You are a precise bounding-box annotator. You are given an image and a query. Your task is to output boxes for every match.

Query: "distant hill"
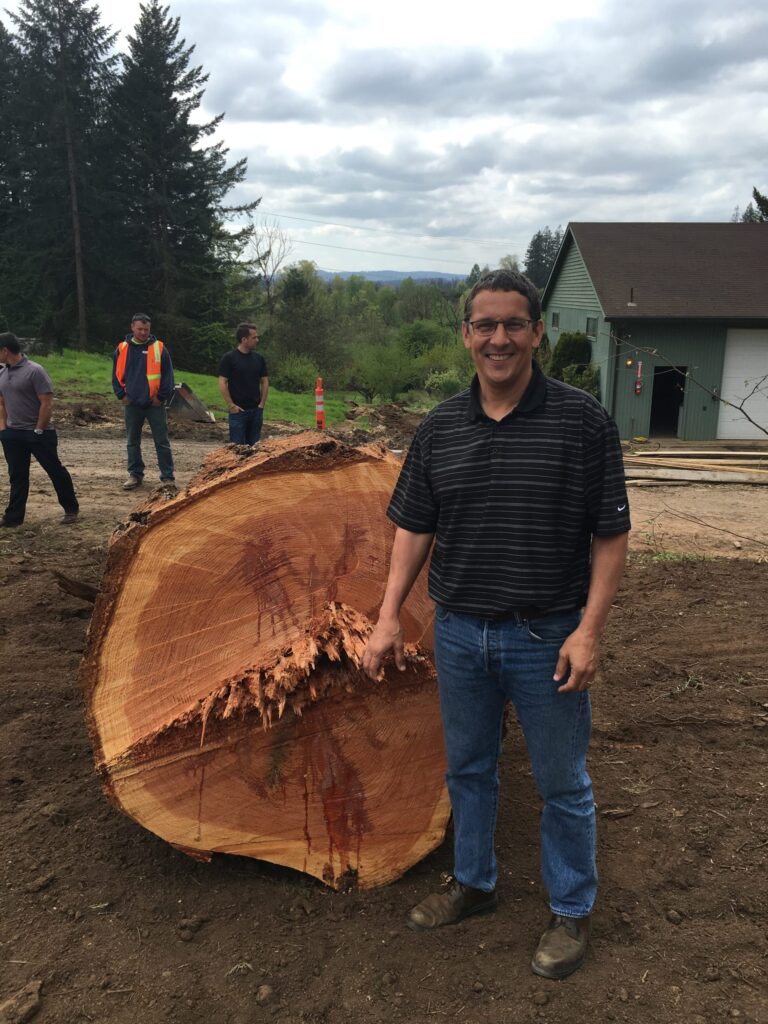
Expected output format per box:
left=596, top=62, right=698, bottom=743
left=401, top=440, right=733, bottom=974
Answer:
left=316, top=270, right=465, bottom=285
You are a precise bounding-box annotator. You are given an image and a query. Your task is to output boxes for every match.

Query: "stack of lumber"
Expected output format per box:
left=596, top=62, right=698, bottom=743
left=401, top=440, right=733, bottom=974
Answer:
left=624, top=448, right=768, bottom=485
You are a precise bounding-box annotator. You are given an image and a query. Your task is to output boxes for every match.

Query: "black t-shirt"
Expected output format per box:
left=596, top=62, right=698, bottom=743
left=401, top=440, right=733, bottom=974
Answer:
left=217, top=349, right=268, bottom=410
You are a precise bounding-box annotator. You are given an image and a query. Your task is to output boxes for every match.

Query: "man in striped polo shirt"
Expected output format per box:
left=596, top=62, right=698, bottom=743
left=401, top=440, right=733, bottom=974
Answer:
left=362, top=269, right=630, bottom=979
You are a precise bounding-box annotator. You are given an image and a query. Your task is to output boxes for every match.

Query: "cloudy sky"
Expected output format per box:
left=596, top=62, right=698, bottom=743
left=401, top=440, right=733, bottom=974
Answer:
left=5, top=0, right=767, bottom=275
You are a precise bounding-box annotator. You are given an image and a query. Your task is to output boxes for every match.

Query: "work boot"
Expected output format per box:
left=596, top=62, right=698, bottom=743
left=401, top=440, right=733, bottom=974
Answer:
left=0, top=517, right=22, bottom=528
left=407, top=879, right=497, bottom=932
left=531, top=914, right=591, bottom=980
left=60, top=512, right=79, bottom=525
left=122, top=476, right=142, bottom=490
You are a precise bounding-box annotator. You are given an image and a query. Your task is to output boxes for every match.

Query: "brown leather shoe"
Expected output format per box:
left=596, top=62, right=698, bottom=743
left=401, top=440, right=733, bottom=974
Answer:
left=407, top=879, right=497, bottom=932
left=531, top=914, right=591, bottom=979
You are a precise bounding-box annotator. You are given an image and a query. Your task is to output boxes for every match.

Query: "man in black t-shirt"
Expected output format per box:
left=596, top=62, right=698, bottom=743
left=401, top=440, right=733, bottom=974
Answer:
left=217, top=323, right=269, bottom=444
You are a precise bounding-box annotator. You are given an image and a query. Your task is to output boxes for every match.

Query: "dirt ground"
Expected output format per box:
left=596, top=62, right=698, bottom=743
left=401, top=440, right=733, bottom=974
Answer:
left=1, top=413, right=767, bottom=1024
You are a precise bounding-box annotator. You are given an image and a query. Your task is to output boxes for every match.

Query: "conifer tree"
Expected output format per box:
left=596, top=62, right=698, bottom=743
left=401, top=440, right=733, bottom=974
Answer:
left=749, top=187, right=768, bottom=222
left=8, top=0, right=117, bottom=345
left=523, top=226, right=563, bottom=289
left=106, top=1, right=257, bottom=363
left=0, top=24, right=24, bottom=331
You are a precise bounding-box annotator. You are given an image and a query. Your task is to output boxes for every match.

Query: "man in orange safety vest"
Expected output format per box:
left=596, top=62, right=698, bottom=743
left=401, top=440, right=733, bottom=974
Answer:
left=111, top=313, right=175, bottom=490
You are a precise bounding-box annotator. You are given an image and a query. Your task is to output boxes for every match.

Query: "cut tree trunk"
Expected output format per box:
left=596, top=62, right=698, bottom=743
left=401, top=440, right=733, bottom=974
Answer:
left=80, top=433, right=449, bottom=890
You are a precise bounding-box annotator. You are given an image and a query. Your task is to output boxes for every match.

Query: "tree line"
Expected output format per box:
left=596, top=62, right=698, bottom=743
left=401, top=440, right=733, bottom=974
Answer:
left=260, top=247, right=569, bottom=403
left=0, top=0, right=568, bottom=393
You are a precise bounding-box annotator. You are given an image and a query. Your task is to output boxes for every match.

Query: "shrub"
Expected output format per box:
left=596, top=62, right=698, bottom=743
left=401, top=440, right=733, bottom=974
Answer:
left=399, top=320, right=453, bottom=356
left=563, top=363, right=601, bottom=401
left=349, top=343, right=418, bottom=401
left=271, top=353, right=320, bottom=393
left=549, top=331, right=592, bottom=381
left=425, top=368, right=468, bottom=399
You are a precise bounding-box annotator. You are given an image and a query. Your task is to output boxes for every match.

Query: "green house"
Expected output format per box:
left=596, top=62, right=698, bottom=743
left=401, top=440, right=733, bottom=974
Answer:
left=541, top=223, right=768, bottom=440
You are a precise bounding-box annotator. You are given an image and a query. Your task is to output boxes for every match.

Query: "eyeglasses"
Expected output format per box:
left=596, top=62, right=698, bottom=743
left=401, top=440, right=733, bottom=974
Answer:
left=467, top=318, right=539, bottom=338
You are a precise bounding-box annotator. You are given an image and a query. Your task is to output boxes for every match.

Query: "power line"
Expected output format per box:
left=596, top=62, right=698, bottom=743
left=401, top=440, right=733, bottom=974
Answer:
left=259, top=208, right=518, bottom=249
left=292, top=237, right=468, bottom=266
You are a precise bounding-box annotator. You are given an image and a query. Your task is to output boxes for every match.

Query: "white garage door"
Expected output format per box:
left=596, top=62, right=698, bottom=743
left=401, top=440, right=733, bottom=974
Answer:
left=716, top=329, right=768, bottom=440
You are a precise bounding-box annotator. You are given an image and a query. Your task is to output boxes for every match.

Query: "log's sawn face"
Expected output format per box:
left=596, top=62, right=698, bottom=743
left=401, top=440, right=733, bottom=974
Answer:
left=81, top=435, right=450, bottom=889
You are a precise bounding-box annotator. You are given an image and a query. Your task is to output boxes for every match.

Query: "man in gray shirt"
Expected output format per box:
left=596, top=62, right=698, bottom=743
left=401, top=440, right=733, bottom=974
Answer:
left=0, top=333, right=79, bottom=527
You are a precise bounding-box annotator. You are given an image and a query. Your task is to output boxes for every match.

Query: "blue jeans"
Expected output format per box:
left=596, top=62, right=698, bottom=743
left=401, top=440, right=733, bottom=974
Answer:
left=124, top=405, right=175, bottom=480
left=228, top=407, right=264, bottom=445
left=433, top=606, right=596, bottom=918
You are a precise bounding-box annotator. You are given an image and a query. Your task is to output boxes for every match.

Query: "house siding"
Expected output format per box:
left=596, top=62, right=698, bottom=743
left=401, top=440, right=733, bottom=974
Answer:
left=610, top=322, right=726, bottom=440
left=548, top=241, right=600, bottom=310
left=543, top=240, right=612, bottom=407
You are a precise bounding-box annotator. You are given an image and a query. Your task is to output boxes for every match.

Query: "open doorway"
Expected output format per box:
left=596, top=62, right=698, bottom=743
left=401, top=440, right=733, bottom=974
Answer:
left=649, top=366, right=687, bottom=437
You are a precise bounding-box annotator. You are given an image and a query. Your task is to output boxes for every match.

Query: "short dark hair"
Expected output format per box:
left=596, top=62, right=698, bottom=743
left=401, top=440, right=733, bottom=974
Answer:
left=236, top=322, right=258, bottom=342
left=0, top=332, right=21, bottom=354
left=131, top=313, right=151, bottom=324
left=463, top=269, right=541, bottom=323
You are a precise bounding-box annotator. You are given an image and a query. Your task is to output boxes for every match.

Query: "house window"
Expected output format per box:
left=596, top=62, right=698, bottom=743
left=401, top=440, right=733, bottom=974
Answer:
left=551, top=311, right=560, bottom=329
left=585, top=317, right=597, bottom=337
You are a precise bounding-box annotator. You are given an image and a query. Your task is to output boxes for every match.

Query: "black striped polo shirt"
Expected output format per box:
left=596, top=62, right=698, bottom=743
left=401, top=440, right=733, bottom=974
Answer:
left=387, top=360, right=631, bottom=618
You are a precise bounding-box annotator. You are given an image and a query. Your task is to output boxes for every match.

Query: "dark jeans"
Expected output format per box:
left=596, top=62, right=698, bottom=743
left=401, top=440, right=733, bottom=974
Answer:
left=1, top=428, right=79, bottom=525
left=228, top=407, right=264, bottom=445
left=124, top=404, right=175, bottom=480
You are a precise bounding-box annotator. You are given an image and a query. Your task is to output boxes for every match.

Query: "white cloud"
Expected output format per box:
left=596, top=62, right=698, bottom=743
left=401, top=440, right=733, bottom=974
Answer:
left=2, top=0, right=766, bottom=274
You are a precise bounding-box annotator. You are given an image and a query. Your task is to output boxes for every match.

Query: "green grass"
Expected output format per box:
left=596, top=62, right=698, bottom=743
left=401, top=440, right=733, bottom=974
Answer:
left=35, top=349, right=351, bottom=427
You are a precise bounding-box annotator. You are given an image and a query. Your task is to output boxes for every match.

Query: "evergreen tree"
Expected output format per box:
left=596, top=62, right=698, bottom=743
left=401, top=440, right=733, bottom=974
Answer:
left=105, top=1, right=257, bottom=364
left=0, top=24, right=24, bottom=331
left=523, top=225, right=563, bottom=288
left=549, top=331, right=591, bottom=381
left=740, top=203, right=759, bottom=222
left=272, top=262, right=333, bottom=371
left=753, top=188, right=768, bottom=221
left=466, top=264, right=482, bottom=287
left=6, top=0, right=118, bottom=345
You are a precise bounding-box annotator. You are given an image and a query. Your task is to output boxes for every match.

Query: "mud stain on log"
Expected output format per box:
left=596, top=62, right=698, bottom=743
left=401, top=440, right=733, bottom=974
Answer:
left=302, top=707, right=372, bottom=887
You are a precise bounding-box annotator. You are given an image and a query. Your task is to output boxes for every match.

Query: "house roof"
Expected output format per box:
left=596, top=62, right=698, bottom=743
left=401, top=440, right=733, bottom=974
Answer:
left=544, top=223, right=768, bottom=319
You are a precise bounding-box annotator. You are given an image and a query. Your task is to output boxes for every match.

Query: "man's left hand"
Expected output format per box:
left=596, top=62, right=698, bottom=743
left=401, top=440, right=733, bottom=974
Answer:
left=554, top=626, right=600, bottom=693
left=151, top=398, right=163, bottom=408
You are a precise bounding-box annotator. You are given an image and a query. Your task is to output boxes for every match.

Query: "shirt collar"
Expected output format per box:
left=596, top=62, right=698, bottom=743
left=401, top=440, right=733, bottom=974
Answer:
left=465, top=359, right=548, bottom=423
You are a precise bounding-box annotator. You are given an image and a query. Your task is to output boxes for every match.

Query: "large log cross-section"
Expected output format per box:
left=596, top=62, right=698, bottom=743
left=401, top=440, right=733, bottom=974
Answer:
left=81, top=434, right=450, bottom=889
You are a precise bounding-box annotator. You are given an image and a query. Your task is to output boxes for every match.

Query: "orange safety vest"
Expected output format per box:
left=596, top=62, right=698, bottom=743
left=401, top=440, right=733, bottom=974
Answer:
left=115, top=339, right=164, bottom=400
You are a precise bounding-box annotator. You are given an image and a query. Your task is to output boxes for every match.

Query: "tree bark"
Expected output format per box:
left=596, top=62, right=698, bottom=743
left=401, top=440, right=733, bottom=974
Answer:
left=62, top=96, right=87, bottom=350
left=80, top=434, right=449, bottom=890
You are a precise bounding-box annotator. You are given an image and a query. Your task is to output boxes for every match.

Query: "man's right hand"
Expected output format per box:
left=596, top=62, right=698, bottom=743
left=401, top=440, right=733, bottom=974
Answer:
left=229, top=404, right=243, bottom=413
left=362, top=615, right=406, bottom=681
left=121, top=396, right=130, bottom=405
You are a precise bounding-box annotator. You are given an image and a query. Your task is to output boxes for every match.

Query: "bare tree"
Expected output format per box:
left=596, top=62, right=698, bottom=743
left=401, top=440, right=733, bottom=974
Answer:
left=248, top=219, right=293, bottom=316
left=498, top=254, right=520, bottom=273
